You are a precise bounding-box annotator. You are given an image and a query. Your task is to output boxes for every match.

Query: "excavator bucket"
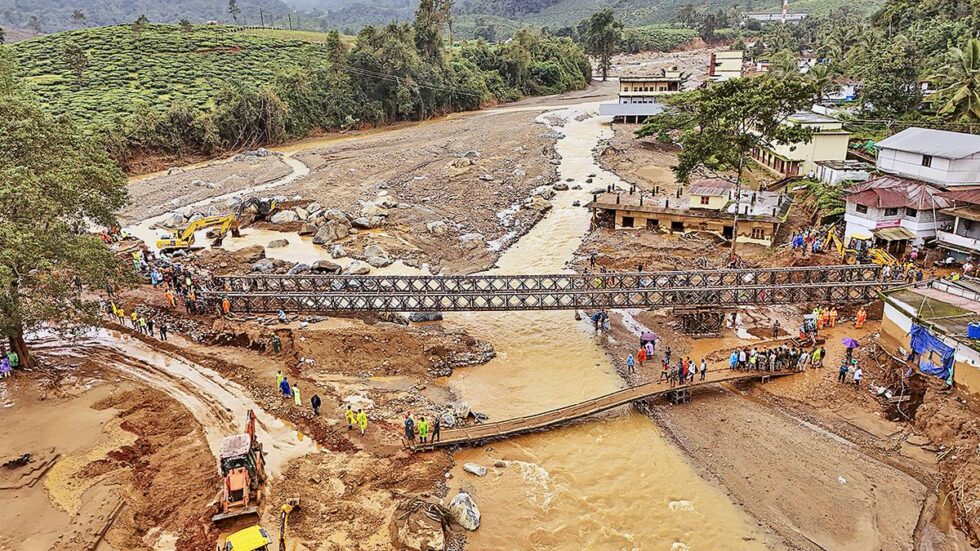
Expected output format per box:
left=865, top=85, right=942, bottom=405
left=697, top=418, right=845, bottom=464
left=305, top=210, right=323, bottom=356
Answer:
left=212, top=504, right=260, bottom=523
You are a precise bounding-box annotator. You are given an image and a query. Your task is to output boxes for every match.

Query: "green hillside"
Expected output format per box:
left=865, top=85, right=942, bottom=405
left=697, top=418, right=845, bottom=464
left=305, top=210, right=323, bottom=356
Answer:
left=7, top=25, right=325, bottom=128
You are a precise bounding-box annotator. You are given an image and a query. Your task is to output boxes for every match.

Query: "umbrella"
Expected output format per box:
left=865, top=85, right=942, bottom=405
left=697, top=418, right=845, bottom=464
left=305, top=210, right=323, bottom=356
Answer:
left=841, top=337, right=860, bottom=349
left=640, top=331, right=657, bottom=342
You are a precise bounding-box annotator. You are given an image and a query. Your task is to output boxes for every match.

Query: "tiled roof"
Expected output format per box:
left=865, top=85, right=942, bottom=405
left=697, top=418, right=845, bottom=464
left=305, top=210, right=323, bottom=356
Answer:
left=688, top=179, right=733, bottom=197
left=845, top=175, right=951, bottom=210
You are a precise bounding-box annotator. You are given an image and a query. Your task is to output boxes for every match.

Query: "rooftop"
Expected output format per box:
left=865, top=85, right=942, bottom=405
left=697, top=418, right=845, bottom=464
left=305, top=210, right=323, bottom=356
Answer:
left=688, top=178, right=734, bottom=197
left=787, top=111, right=842, bottom=125
left=816, top=160, right=873, bottom=171
left=886, top=281, right=980, bottom=351
left=938, top=186, right=980, bottom=206
left=587, top=188, right=790, bottom=223
left=876, top=127, right=980, bottom=159
left=846, top=175, right=951, bottom=210
left=620, top=76, right=684, bottom=83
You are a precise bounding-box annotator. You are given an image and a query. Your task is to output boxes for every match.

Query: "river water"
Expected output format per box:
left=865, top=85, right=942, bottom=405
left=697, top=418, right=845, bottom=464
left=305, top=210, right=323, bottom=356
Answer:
left=445, top=105, right=766, bottom=550
left=120, top=100, right=767, bottom=549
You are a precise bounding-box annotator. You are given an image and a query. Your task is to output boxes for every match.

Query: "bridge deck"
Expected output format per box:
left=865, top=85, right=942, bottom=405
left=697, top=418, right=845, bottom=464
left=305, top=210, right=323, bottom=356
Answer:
left=410, top=370, right=793, bottom=451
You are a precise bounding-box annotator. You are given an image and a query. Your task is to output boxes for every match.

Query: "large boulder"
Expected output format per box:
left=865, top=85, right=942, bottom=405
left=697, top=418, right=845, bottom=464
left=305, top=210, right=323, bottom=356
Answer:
left=524, top=196, right=552, bottom=213
left=351, top=217, right=378, bottom=229
left=463, top=463, right=487, bottom=477
left=231, top=245, right=265, bottom=264
left=310, top=260, right=342, bottom=274
left=286, top=263, right=310, bottom=275
left=364, top=244, right=387, bottom=258
left=313, top=221, right=350, bottom=244
left=393, top=505, right=445, bottom=551
left=459, top=233, right=485, bottom=250
left=330, top=245, right=346, bottom=259
left=553, top=182, right=569, bottom=191
left=162, top=213, right=186, bottom=228
left=294, top=207, right=310, bottom=221
left=426, top=221, right=448, bottom=235
left=298, top=223, right=318, bottom=236
left=408, top=312, right=443, bottom=322
left=268, top=239, right=289, bottom=249
left=252, top=258, right=276, bottom=273
left=360, top=201, right=388, bottom=219
left=448, top=492, right=481, bottom=531
left=367, top=256, right=393, bottom=268
left=345, top=260, right=371, bottom=275
left=321, top=208, right=350, bottom=224
left=270, top=210, right=299, bottom=224
left=306, top=202, right=323, bottom=215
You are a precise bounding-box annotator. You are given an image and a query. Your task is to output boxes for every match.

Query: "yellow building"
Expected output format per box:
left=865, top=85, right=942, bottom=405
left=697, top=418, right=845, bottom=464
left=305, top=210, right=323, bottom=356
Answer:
left=599, top=69, right=684, bottom=123
left=751, top=111, right=851, bottom=177
left=708, top=50, right=743, bottom=81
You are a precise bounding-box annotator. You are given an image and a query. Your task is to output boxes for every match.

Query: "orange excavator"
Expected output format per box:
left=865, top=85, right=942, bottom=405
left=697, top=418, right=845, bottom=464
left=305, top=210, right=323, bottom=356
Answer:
left=213, top=410, right=266, bottom=523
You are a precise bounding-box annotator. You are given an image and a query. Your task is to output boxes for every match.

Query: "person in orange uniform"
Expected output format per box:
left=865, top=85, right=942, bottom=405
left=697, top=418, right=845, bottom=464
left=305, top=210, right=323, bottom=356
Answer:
left=855, top=307, right=867, bottom=328
left=829, top=308, right=838, bottom=328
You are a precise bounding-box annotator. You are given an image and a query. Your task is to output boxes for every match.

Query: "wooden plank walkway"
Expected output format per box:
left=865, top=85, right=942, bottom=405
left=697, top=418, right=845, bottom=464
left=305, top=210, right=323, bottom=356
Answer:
left=410, top=370, right=794, bottom=451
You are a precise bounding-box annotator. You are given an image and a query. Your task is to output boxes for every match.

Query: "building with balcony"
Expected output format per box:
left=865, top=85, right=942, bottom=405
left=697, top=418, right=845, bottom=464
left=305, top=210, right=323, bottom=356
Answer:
left=708, top=50, right=743, bottom=82
left=842, top=175, right=952, bottom=256
left=586, top=179, right=791, bottom=246
left=598, top=70, right=684, bottom=123
left=875, top=128, right=980, bottom=187
left=750, top=111, right=851, bottom=177
left=936, top=188, right=980, bottom=262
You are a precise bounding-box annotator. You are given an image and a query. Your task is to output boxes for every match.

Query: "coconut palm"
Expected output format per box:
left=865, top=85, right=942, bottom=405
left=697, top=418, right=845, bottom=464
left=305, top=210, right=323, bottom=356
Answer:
left=928, top=38, right=980, bottom=122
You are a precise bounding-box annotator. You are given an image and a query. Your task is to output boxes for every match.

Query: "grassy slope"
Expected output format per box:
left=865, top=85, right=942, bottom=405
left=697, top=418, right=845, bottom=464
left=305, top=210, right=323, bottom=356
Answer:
left=5, top=25, right=329, bottom=128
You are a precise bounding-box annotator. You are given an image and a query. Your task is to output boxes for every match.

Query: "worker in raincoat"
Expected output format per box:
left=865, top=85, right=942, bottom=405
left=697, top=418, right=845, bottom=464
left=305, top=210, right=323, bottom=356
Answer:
left=345, top=405, right=356, bottom=430
left=855, top=307, right=867, bottom=329
left=292, top=384, right=302, bottom=406
left=417, top=416, right=429, bottom=443
left=356, top=409, right=368, bottom=436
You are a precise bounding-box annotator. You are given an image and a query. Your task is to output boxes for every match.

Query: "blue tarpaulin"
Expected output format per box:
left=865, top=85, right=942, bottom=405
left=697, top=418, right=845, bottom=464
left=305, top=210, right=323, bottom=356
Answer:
left=909, top=324, right=954, bottom=384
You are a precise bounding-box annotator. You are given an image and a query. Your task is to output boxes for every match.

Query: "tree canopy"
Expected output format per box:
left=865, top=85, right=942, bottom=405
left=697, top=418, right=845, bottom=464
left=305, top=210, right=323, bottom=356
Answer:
left=580, top=9, right=622, bottom=81
left=0, top=69, right=131, bottom=366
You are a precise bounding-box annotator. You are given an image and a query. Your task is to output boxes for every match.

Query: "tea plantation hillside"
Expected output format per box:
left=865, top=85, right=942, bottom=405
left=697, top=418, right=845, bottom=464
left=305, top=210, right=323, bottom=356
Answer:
left=7, top=25, right=326, bottom=128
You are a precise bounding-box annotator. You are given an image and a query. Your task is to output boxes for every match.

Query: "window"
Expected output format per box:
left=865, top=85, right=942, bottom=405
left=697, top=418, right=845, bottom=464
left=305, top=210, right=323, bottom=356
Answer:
left=856, top=204, right=868, bottom=214
left=671, top=221, right=685, bottom=232
left=922, top=155, right=932, bottom=168
left=700, top=195, right=711, bottom=205
left=751, top=227, right=766, bottom=240
left=906, top=208, right=917, bottom=218
left=622, top=216, right=635, bottom=228
left=647, top=219, right=659, bottom=229
left=885, top=207, right=899, bottom=216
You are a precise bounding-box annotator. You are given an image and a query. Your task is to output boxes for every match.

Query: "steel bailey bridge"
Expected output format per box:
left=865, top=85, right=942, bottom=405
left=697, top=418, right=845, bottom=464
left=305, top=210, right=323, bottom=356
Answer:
left=202, top=265, right=892, bottom=313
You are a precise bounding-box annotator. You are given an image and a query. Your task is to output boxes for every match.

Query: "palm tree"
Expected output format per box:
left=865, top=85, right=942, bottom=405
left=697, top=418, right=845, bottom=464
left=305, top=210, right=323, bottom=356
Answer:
left=807, top=64, right=839, bottom=102
left=929, top=38, right=980, bottom=122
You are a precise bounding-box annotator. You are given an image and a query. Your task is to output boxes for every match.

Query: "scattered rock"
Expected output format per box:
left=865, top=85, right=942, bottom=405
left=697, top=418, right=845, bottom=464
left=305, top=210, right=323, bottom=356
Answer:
left=448, top=492, right=481, bottom=531
left=286, top=263, right=310, bottom=275
left=360, top=201, right=388, bottom=219
left=553, top=182, right=569, bottom=191
left=306, top=202, right=323, bottom=215
left=364, top=245, right=387, bottom=258
left=267, top=239, right=289, bottom=249
left=252, top=258, right=276, bottom=273
left=231, top=245, right=265, bottom=264
left=478, top=174, right=494, bottom=182
left=166, top=167, right=184, bottom=175
left=270, top=210, right=299, bottom=224
left=463, top=150, right=481, bottom=158
left=572, top=200, right=581, bottom=207
left=330, top=245, right=346, bottom=259
left=367, top=256, right=393, bottom=268
left=463, top=463, right=487, bottom=477
left=313, top=221, right=350, bottom=244
left=426, top=221, right=448, bottom=235
left=163, top=213, right=186, bottom=228
left=571, top=184, right=582, bottom=190
left=494, top=461, right=507, bottom=469
left=408, top=312, right=444, bottom=322
left=351, top=217, right=375, bottom=229
left=294, top=207, right=310, bottom=221
left=298, top=223, right=317, bottom=236
left=458, top=233, right=484, bottom=250
left=524, top=196, right=552, bottom=213
left=310, top=260, right=342, bottom=274
left=345, top=260, right=371, bottom=275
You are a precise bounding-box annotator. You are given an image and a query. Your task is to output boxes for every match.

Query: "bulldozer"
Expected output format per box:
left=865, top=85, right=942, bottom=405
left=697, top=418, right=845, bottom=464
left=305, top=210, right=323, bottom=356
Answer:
left=156, top=214, right=241, bottom=252
left=213, top=410, right=266, bottom=523
left=824, top=229, right=899, bottom=266
left=219, top=499, right=300, bottom=551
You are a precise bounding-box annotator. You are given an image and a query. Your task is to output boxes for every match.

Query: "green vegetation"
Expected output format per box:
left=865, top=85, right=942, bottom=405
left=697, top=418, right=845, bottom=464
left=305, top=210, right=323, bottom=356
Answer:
left=620, top=25, right=697, bottom=53
left=3, top=20, right=590, bottom=168
left=799, top=179, right=845, bottom=219
left=0, top=53, right=132, bottom=367
left=581, top=9, right=622, bottom=81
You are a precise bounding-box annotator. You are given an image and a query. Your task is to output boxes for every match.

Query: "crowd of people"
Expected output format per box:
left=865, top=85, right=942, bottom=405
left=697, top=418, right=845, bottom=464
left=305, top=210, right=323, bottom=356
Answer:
left=728, top=344, right=826, bottom=373
left=403, top=411, right=441, bottom=445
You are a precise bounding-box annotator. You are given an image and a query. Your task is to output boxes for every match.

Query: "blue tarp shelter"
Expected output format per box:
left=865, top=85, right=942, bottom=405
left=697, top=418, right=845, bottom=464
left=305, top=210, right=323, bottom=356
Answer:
left=909, top=324, right=954, bottom=385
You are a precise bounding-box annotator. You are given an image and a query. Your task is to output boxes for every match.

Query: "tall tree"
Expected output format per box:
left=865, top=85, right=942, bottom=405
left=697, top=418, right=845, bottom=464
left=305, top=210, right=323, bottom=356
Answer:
left=0, top=27, right=5, bottom=45
left=636, top=77, right=815, bottom=258
left=132, top=15, right=149, bottom=41
left=582, top=9, right=622, bottom=82
left=929, top=38, right=980, bottom=122
left=71, top=10, right=86, bottom=28
left=228, top=0, right=242, bottom=23
left=179, top=18, right=193, bottom=33
left=62, top=43, right=89, bottom=89
left=0, top=89, right=131, bottom=368
left=28, top=15, right=41, bottom=36
left=859, top=38, right=921, bottom=118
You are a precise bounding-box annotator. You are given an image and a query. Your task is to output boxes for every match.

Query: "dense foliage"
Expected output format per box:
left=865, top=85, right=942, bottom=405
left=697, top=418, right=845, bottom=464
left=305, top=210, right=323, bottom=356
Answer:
left=620, top=25, right=698, bottom=53
left=0, top=0, right=293, bottom=33
left=0, top=53, right=132, bottom=366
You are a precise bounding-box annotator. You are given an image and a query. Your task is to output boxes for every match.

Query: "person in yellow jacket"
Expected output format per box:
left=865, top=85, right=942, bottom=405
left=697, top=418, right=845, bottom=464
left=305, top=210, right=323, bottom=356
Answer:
left=276, top=370, right=284, bottom=389
left=345, top=405, right=356, bottom=431
left=829, top=308, right=838, bottom=328
left=130, top=311, right=138, bottom=329
left=292, top=384, right=301, bottom=406
left=417, top=416, right=429, bottom=444
left=356, top=409, right=368, bottom=436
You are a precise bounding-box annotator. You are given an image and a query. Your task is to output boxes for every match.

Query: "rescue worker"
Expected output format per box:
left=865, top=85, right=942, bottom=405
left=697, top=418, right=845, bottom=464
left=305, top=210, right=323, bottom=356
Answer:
left=356, top=409, right=368, bottom=436
left=165, top=288, right=176, bottom=308
left=159, top=323, right=169, bottom=341
left=130, top=310, right=138, bottom=329
left=432, top=417, right=441, bottom=443
left=311, top=393, right=321, bottom=416
left=279, top=376, right=291, bottom=399
left=346, top=405, right=356, bottom=430
left=829, top=308, right=838, bottom=328
left=270, top=334, right=282, bottom=353
left=276, top=370, right=284, bottom=388
left=292, top=384, right=302, bottom=406
left=855, top=307, right=867, bottom=329
left=417, top=416, right=429, bottom=444
left=626, top=354, right=635, bottom=374
left=222, top=296, right=231, bottom=315
left=404, top=413, right=416, bottom=442
left=637, top=346, right=647, bottom=367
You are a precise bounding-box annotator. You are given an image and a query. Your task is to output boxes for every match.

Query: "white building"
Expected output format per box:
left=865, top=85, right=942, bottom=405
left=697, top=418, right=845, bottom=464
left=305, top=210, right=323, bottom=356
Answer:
left=708, top=50, right=743, bottom=82
left=598, top=70, right=684, bottom=123
left=842, top=176, right=952, bottom=255
left=815, top=160, right=872, bottom=185
left=875, top=128, right=980, bottom=186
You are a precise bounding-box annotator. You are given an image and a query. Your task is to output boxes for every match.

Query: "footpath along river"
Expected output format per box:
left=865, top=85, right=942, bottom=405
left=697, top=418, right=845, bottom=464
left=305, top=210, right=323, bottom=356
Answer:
left=444, top=105, right=768, bottom=550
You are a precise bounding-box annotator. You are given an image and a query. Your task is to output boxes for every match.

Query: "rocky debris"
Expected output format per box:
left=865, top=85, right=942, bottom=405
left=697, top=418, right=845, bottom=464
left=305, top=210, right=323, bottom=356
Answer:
left=294, top=207, right=310, bottom=221
left=313, top=221, right=350, bottom=245
left=426, top=221, right=448, bottom=235
left=351, top=217, right=377, bottom=229
left=392, top=500, right=447, bottom=551
left=270, top=210, right=299, bottom=224
left=243, top=147, right=279, bottom=158
left=409, top=312, right=443, bottom=323
left=478, top=174, right=494, bottom=182
left=367, top=256, right=393, bottom=268
left=428, top=339, right=495, bottom=377
left=330, top=245, right=346, bottom=259
left=534, top=188, right=556, bottom=200
left=463, top=463, right=487, bottom=477
left=343, top=394, right=375, bottom=411
left=360, top=201, right=389, bottom=219
left=378, top=312, right=409, bottom=325
left=286, top=263, right=310, bottom=275
left=463, top=150, right=481, bottom=158
left=553, top=182, right=569, bottom=191
left=345, top=260, right=371, bottom=275
left=162, top=213, right=187, bottom=228
left=306, top=202, right=322, bottom=215
left=267, top=239, right=289, bottom=249
left=448, top=492, right=481, bottom=531
left=298, top=223, right=317, bottom=236
left=572, top=184, right=582, bottom=190
left=572, top=200, right=582, bottom=207
left=310, top=260, right=342, bottom=274
left=252, top=258, right=276, bottom=273
left=458, top=233, right=485, bottom=250
left=524, top=196, right=552, bottom=213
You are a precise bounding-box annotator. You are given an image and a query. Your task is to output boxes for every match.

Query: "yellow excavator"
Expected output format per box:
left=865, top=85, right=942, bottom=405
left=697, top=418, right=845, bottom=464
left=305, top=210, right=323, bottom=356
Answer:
left=156, top=214, right=241, bottom=252
left=825, top=229, right=899, bottom=266
left=220, top=499, right=300, bottom=551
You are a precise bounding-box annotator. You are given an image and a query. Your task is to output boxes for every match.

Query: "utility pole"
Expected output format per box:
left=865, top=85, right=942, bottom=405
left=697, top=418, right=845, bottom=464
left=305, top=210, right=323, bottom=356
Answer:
left=288, top=13, right=293, bottom=30
left=782, top=0, right=788, bottom=24
left=260, top=9, right=264, bottom=27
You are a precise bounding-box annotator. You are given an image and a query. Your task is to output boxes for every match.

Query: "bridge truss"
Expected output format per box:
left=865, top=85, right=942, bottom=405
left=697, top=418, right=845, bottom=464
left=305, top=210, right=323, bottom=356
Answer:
left=202, top=265, right=891, bottom=313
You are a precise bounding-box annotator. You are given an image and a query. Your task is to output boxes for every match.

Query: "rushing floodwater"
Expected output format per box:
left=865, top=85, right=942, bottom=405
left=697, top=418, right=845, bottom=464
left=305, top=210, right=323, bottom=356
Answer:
left=446, top=105, right=766, bottom=550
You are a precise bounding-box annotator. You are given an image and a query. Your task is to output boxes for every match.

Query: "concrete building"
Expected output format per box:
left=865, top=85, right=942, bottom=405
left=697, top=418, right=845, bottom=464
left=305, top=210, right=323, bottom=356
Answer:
left=815, top=160, right=873, bottom=186
left=750, top=111, right=851, bottom=177
left=745, top=13, right=808, bottom=23
left=708, top=50, right=743, bottom=82
left=842, top=176, right=952, bottom=254
left=875, top=128, right=980, bottom=187
left=598, top=70, right=684, bottom=123
left=586, top=179, right=791, bottom=246
left=881, top=281, right=980, bottom=395
left=936, top=188, right=980, bottom=262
